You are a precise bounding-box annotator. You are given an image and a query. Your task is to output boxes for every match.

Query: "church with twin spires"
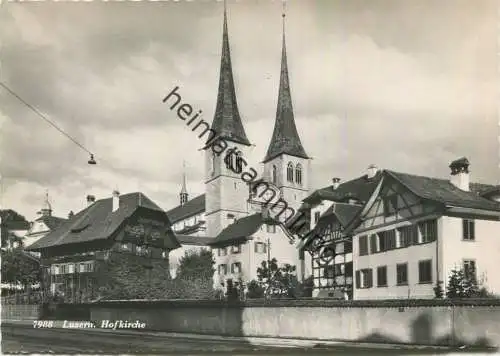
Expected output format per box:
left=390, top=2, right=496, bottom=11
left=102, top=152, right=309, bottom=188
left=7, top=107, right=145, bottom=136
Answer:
left=166, top=3, right=312, bottom=287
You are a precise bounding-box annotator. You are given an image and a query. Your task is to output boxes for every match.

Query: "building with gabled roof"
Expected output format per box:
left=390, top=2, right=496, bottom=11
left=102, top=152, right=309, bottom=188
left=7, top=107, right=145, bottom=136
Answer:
left=296, top=157, right=500, bottom=300
left=26, top=191, right=180, bottom=301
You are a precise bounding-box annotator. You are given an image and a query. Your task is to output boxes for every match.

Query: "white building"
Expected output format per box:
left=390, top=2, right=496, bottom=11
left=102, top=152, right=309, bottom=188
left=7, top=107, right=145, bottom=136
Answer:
left=165, top=5, right=312, bottom=291
left=352, top=158, right=500, bottom=299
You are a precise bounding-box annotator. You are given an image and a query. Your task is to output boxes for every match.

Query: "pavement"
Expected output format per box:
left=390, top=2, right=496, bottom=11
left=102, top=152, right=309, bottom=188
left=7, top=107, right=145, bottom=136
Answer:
left=2, top=319, right=498, bottom=355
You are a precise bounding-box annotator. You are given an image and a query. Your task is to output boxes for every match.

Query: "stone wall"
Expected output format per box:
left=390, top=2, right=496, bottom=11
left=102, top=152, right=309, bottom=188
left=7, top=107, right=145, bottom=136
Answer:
left=2, top=304, right=40, bottom=320
left=89, top=299, right=500, bottom=347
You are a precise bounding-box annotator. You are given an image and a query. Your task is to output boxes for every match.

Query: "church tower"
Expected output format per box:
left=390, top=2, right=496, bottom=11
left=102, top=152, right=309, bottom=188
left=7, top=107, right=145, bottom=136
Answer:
left=38, top=190, right=52, bottom=217
left=180, top=161, right=188, bottom=206
left=205, top=2, right=252, bottom=237
left=263, top=10, right=310, bottom=213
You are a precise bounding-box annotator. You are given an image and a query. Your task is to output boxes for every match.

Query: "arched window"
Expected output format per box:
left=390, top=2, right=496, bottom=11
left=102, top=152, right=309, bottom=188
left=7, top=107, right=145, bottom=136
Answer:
left=287, top=162, right=294, bottom=182
left=272, top=165, right=277, bottom=184
left=296, top=164, right=302, bottom=185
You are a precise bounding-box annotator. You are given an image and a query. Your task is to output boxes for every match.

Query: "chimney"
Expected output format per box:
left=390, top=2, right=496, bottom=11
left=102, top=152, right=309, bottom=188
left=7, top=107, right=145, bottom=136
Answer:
left=367, top=164, right=378, bottom=179
left=86, top=195, right=96, bottom=205
left=449, top=157, right=470, bottom=191
left=332, top=178, right=341, bottom=190
left=68, top=211, right=74, bottom=219
left=112, top=190, right=120, bottom=212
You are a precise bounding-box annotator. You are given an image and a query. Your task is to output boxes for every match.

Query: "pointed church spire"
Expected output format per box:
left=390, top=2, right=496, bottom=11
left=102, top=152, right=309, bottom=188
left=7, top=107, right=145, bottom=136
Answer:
left=180, top=161, right=189, bottom=205
left=39, top=189, right=52, bottom=217
left=263, top=5, right=308, bottom=163
left=210, top=0, right=251, bottom=146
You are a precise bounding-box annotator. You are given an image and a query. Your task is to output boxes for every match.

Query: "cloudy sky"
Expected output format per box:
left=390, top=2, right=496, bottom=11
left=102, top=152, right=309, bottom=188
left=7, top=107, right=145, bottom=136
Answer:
left=0, top=0, right=497, bottom=221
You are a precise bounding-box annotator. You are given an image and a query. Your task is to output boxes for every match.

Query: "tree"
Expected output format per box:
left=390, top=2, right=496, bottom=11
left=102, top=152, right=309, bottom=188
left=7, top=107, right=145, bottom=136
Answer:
left=1, top=249, right=40, bottom=288
left=446, top=268, right=479, bottom=299
left=256, top=258, right=299, bottom=298
left=246, top=280, right=265, bottom=299
left=1, top=209, right=30, bottom=249
left=172, top=249, right=216, bottom=299
left=176, top=249, right=215, bottom=280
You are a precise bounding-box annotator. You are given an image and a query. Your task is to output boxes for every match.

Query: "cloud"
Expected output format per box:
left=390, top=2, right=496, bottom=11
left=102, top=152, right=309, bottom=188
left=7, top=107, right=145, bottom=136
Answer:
left=0, top=0, right=497, bottom=221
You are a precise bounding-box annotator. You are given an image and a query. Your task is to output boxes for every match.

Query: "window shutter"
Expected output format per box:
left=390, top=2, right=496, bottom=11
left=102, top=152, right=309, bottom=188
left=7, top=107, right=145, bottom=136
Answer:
left=355, top=271, right=361, bottom=289
left=368, top=269, right=373, bottom=288
left=412, top=226, right=419, bottom=244
left=470, top=220, right=475, bottom=240
left=370, top=234, right=377, bottom=253
left=462, top=219, right=468, bottom=239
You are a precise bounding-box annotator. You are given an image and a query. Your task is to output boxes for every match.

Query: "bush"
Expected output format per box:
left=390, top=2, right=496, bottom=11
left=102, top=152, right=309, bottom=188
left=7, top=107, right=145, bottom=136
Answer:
left=246, top=280, right=264, bottom=299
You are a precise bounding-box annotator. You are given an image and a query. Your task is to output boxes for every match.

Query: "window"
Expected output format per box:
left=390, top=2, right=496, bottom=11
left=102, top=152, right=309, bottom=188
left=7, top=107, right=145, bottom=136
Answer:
left=79, top=262, right=94, bottom=273
left=398, top=225, right=418, bottom=247
left=266, top=224, right=276, bottom=233
left=136, top=245, right=149, bottom=256
left=418, top=260, right=432, bottom=284
left=355, top=268, right=373, bottom=289
left=231, top=244, right=241, bottom=254
left=396, top=263, right=408, bottom=285
left=378, top=230, right=396, bottom=252
left=383, top=195, right=398, bottom=217
left=272, top=165, right=277, bottom=184
left=161, top=250, right=168, bottom=259
left=120, top=243, right=132, bottom=252
left=218, top=247, right=227, bottom=257
left=295, top=164, right=302, bottom=185
left=463, top=260, right=476, bottom=281
left=419, top=220, right=437, bottom=243
left=370, top=234, right=378, bottom=253
left=218, top=264, right=227, bottom=276
left=287, top=162, right=294, bottom=182
left=359, top=235, right=368, bottom=256
left=314, top=211, right=321, bottom=224
left=68, top=263, right=75, bottom=274
left=231, top=262, right=242, bottom=274
left=463, top=219, right=475, bottom=241
left=255, top=242, right=267, bottom=254
left=377, top=266, right=387, bottom=287
left=52, top=265, right=60, bottom=275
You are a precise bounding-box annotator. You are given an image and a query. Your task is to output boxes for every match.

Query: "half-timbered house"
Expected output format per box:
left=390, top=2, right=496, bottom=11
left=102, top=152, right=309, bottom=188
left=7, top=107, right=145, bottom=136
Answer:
left=292, top=168, right=382, bottom=298
left=352, top=158, right=500, bottom=299
left=26, top=191, right=180, bottom=302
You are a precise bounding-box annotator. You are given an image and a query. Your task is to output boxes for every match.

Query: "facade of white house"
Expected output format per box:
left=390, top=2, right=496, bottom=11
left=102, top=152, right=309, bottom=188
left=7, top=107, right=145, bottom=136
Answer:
left=351, top=158, right=500, bottom=300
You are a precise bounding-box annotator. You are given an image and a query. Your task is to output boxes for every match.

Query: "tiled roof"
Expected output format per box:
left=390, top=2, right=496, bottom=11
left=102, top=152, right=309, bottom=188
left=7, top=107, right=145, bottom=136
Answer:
left=320, top=203, right=363, bottom=228
left=263, top=26, right=308, bottom=163
left=27, top=192, right=179, bottom=251
left=387, top=171, right=500, bottom=212
left=34, top=215, right=67, bottom=230
left=176, top=234, right=215, bottom=246
left=166, top=194, right=205, bottom=223
left=209, top=213, right=264, bottom=246
left=470, top=182, right=498, bottom=196
left=303, top=172, right=383, bottom=205
left=209, top=8, right=250, bottom=146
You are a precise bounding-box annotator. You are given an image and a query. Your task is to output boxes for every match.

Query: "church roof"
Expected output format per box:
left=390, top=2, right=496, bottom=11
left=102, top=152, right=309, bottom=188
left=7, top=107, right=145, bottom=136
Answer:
left=209, top=5, right=250, bottom=146
left=166, top=194, right=205, bottom=224
left=264, top=15, right=308, bottom=163
left=27, top=192, right=179, bottom=251
left=209, top=213, right=264, bottom=246
left=176, top=234, right=215, bottom=246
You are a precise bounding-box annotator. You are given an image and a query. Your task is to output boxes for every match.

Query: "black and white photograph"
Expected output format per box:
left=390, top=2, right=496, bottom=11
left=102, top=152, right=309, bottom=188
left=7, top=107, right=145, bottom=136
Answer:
left=1, top=0, right=499, bottom=354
